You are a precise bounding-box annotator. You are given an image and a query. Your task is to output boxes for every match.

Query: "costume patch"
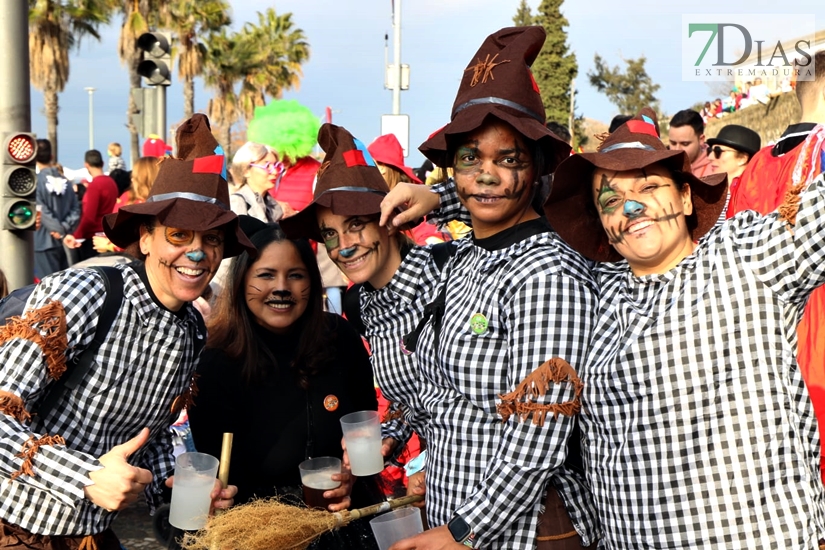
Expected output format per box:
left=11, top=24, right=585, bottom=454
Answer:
left=465, top=53, right=510, bottom=87
left=10, top=434, right=66, bottom=480
left=0, top=301, right=68, bottom=381
left=497, top=358, right=583, bottom=426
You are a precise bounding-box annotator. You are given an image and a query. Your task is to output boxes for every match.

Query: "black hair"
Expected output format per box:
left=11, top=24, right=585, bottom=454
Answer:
left=207, top=224, right=332, bottom=389
left=608, top=115, right=633, bottom=134
left=35, top=139, right=52, bottom=165
left=669, top=109, right=704, bottom=137
left=109, top=168, right=132, bottom=195
left=84, top=149, right=104, bottom=168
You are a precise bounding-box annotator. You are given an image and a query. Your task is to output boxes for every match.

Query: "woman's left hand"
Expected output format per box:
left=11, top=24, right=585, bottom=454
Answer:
left=325, top=466, right=353, bottom=511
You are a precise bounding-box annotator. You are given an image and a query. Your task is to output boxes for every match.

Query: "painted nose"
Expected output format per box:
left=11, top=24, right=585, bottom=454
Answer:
left=339, top=246, right=358, bottom=259
left=623, top=200, right=645, bottom=218
left=185, top=250, right=206, bottom=262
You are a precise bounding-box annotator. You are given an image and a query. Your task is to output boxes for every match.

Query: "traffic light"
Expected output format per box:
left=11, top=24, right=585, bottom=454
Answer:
left=137, top=32, right=172, bottom=86
left=1, top=132, right=37, bottom=231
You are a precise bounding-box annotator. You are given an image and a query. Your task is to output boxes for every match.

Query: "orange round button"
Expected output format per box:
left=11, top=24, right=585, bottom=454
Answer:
left=323, top=395, right=339, bottom=411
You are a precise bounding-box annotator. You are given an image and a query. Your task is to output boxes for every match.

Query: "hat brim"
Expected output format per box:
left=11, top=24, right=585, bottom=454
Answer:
left=545, top=151, right=728, bottom=262
left=103, top=198, right=255, bottom=258
left=280, top=189, right=386, bottom=242
left=419, top=108, right=570, bottom=175
left=706, top=137, right=758, bottom=156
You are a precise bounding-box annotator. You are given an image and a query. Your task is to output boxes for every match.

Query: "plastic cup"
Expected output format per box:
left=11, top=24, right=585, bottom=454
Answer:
left=298, top=456, right=342, bottom=509
left=168, top=451, right=219, bottom=530
left=340, top=411, right=384, bottom=476
left=369, top=507, right=424, bottom=550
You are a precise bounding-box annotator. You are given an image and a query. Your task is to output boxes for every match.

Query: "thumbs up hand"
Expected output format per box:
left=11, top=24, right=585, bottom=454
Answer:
left=84, top=428, right=154, bottom=512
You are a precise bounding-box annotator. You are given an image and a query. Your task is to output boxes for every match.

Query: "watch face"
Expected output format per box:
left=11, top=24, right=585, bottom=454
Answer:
left=448, top=515, right=472, bottom=542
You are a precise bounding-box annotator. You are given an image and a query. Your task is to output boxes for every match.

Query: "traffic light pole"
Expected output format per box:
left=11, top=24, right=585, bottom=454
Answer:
left=156, top=86, right=167, bottom=143
left=0, top=2, right=34, bottom=290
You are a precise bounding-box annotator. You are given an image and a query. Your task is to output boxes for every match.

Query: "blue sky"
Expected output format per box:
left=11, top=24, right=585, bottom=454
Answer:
left=31, top=1, right=824, bottom=171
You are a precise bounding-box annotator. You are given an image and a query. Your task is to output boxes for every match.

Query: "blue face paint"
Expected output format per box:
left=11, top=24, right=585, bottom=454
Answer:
left=185, top=250, right=206, bottom=262
left=339, top=246, right=358, bottom=259
left=623, top=200, right=645, bottom=218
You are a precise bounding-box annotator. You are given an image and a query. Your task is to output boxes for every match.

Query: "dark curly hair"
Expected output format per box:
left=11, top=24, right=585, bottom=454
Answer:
left=206, top=224, right=333, bottom=389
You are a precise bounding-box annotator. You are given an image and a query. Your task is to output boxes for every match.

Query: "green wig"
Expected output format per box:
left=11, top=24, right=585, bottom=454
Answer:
left=247, top=100, right=320, bottom=162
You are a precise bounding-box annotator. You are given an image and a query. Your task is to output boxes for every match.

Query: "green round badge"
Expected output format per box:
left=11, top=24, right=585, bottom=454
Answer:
left=469, top=313, right=488, bottom=335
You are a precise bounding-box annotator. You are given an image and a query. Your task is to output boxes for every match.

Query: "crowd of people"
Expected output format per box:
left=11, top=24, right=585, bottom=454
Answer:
left=699, top=76, right=796, bottom=123
left=1, top=24, right=825, bottom=550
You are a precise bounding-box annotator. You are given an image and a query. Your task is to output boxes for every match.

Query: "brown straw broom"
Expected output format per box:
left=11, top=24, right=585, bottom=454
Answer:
left=180, top=493, right=424, bottom=550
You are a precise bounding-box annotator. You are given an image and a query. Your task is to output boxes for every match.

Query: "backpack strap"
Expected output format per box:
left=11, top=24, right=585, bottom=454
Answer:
left=430, top=241, right=457, bottom=270
left=343, top=284, right=366, bottom=336
left=401, top=242, right=457, bottom=354
left=34, top=266, right=124, bottom=417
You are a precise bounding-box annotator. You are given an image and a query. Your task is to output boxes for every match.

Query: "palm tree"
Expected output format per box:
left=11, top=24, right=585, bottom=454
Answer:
left=118, top=0, right=167, bottom=165
left=202, top=29, right=256, bottom=157
left=237, top=9, right=310, bottom=121
left=29, top=0, right=116, bottom=161
left=166, top=0, right=230, bottom=120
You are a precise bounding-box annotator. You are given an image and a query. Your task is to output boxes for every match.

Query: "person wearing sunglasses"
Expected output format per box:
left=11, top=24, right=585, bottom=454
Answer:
left=229, top=141, right=286, bottom=224
left=706, top=125, right=761, bottom=217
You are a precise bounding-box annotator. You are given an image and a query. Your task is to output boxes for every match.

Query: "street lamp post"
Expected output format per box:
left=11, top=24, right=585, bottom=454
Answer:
left=84, top=87, right=95, bottom=150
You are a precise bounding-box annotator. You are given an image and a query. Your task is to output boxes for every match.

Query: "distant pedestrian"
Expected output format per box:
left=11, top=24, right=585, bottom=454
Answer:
left=34, top=139, right=80, bottom=279
left=64, top=150, right=118, bottom=262
left=107, top=142, right=125, bottom=173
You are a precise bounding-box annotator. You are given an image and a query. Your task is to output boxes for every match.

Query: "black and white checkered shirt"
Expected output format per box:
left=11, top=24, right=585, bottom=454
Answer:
left=387, top=185, right=599, bottom=547
left=362, top=246, right=441, bottom=445
left=582, top=175, right=825, bottom=548
left=0, top=264, right=204, bottom=536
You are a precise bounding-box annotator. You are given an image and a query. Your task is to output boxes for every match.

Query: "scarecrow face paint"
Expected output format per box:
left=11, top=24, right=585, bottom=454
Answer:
left=140, top=223, right=224, bottom=311
left=316, top=207, right=397, bottom=288
left=592, top=165, right=695, bottom=276
left=244, top=241, right=310, bottom=334
left=452, top=120, right=537, bottom=238
left=245, top=151, right=280, bottom=195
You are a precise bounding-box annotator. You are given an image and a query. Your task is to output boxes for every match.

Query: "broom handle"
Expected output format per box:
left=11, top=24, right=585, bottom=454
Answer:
left=334, top=494, right=424, bottom=524
left=216, top=433, right=233, bottom=510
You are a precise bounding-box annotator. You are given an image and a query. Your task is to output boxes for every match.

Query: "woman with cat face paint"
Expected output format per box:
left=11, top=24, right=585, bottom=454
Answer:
left=541, top=107, right=825, bottom=548
left=188, top=219, right=383, bottom=550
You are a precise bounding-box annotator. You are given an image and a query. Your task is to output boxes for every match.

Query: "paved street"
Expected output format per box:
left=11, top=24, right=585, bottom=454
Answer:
left=112, top=493, right=166, bottom=550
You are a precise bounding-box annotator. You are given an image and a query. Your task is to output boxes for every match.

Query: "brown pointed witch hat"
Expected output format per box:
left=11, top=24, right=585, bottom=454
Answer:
left=280, top=123, right=389, bottom=242
left=103, top=114, right=255, bottom=257
left=544, top=107, right=727, bottom=262
left=418, top=26, right=570, bottom=174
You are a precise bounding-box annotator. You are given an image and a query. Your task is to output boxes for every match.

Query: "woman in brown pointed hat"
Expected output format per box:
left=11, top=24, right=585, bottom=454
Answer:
left=0, top=114, right=251, bottom=549
left=280, top=123, right=434, bottom=486
left=376, top=26, right=599, bottom=550
left=542, top=107, right=825, bottom=548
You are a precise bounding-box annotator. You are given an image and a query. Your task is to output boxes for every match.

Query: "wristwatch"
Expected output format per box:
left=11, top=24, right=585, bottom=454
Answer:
left=447, top=514, right=474, bottom=547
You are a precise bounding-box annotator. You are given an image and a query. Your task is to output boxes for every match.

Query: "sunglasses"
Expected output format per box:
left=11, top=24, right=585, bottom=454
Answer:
left=249, top=160, right=286, bottom=176
left=707, top=145, right=734, bottom=159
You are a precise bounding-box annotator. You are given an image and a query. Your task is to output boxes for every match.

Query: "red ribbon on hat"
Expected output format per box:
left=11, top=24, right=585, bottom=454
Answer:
left=192, top=155, right=224, bottom=174
left=626, top=119, right=659, bottom=138
left=343, top=149, right=368, bottom=167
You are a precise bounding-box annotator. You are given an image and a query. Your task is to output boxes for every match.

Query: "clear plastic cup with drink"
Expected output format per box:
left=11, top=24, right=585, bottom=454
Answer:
left=339, top=410, right=384, bottom=477
left=168, top=451, right=219, bottom=530
left=369, top=507, right=424, bottom=550
left=298, top=456, right=342, bottom=509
